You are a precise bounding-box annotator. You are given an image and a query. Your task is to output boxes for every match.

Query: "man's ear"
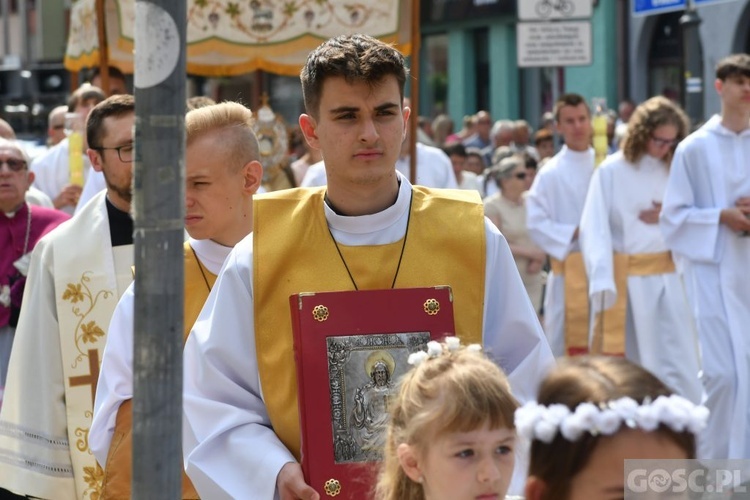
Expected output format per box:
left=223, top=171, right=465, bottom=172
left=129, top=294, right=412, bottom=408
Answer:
left=87, top=149, right=103, bottom=172
left=299, top=114, right=320, bottom=152
left=402, top=105, right=411, bottom=142
left=396, top=443, right=422, bottom=484
left=714, top=78, right=723, bottom=96
left=242, top=159, right=264, bottom=194
left=26, top=170, right=35, bottom=185
left=524, top=475, right=547, bottom=500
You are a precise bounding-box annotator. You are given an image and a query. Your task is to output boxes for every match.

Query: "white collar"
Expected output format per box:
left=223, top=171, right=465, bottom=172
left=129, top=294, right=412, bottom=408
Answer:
left=189, top=237, right=233, bottom=275
left=324, top=172, right=412, bottom=235
left=559, top=145, right=594, bottom=160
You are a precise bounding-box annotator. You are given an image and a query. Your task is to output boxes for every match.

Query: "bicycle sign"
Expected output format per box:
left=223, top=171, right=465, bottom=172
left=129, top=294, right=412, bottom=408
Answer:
left=518, top=0, right=592, bottom=20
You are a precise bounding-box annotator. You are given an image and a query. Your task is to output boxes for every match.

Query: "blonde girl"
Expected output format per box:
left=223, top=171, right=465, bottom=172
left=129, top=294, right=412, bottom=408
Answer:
left=376, top=338, right=519, bottom=500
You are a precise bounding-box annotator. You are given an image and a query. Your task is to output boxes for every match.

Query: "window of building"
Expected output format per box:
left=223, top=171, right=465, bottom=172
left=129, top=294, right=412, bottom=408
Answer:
left=421, top=33, right=449, bottom=117
left=648, top=12, right=683, bottom=104
left=474, top=27, right=490, bottom=113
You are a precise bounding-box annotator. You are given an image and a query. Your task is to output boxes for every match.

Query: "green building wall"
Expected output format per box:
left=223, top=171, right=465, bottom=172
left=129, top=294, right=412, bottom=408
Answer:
left=419, top=2, right=618, bottom=125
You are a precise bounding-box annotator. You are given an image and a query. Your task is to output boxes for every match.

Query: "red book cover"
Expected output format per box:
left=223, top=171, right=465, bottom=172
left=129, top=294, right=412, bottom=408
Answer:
left=290, top=287, right=456, bottom=499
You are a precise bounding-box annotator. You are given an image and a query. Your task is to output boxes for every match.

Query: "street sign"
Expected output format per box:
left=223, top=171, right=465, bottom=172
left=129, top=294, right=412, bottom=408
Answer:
left=519, top=0, right=592, bottom=20
left=517, top=21, right=592, bottom=67
left=695, top=0, right=740, bottom=6
left=632, top=0, right=738, bottom=17
left=632, top=0, right=686, bottom=17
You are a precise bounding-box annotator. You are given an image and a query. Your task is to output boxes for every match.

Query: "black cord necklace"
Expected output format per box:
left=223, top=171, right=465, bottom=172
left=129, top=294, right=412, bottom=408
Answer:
left=189, top=245, right=212, bottom=292
left=326, top=192, right=414, bottom=291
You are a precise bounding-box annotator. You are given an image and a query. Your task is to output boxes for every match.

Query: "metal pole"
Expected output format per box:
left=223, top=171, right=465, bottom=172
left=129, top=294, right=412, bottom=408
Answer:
left=408, top=0, right=421, bottom=185
left=1, top=0, right=10, bottom=58
left=680, top=0, right=703, bottom=126
left=95, top=0, right=110, bottom=93
left=132, top=0, right=186, bottom=497
left=19, top=0, right=28, bottom=66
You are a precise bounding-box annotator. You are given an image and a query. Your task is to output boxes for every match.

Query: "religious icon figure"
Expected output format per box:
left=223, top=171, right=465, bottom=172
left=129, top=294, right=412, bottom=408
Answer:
left=349, top=350, right=396, bottom=460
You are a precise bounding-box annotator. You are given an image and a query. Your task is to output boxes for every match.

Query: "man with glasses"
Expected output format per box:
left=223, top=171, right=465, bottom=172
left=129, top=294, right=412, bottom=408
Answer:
left=526, top=93, right=595, bottom=357
left=0, top=95, right=136, bottom=499
left=661, top=53, right=750, bottom=460
left=0, top=139, right=69, bottom=397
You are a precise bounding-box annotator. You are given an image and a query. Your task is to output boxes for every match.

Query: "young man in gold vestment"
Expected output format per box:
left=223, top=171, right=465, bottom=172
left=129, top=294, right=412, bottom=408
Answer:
left=90, top=102, right=263, bottom=498
left=182, top=35, right=554, bottom=499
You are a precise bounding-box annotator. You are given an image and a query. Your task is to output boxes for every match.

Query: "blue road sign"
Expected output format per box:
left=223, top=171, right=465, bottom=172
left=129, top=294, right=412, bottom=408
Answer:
left=694, top=0, right=739, bottom=5
left=633, top=0, right=739, bottom=16
left=632, top=0, right=686, bottom=17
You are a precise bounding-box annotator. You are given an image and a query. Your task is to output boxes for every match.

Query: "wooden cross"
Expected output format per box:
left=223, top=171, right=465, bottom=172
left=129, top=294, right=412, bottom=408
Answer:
left=69, top=348, right=101, bottom=403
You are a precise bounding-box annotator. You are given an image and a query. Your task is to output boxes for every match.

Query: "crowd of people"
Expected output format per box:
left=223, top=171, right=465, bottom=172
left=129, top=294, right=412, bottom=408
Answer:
left=0, top=34, right=747, bottom=499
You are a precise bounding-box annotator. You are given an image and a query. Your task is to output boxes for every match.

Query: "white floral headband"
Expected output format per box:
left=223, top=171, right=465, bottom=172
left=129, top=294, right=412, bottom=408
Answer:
left=407, top=337, right=482, bottom=366
left=515, top=395, right=710, bottom=443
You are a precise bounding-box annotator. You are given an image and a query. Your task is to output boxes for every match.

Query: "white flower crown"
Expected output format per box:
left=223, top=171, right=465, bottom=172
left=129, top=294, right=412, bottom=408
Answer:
left=407, top=337, right=482, bottom=366
left=515, top=395, right=710, bottom=443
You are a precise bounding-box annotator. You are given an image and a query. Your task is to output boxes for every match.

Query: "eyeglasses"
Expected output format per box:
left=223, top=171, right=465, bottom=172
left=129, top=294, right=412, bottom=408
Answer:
left=94, top=143, right=134, bottom=162
left=0, top=158, right=27, bottom=172
left=651, top=136, right=677, bottom=147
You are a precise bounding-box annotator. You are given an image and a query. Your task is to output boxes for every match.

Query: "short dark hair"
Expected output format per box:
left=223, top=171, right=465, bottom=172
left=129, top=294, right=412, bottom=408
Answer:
left=86, top=94, right=135, bottom=148
left=715, top=53, right=750, bottom=81
left=442, top=142, right=467, bottom=158
left=300, top=34, right=408, bottom=118
left=554, top=93, right=589, bottom=122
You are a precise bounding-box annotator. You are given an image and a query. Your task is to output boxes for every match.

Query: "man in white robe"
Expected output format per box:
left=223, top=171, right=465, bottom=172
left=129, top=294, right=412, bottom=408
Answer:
left=183, top=35, right=554, bottom=499
left=0, top=95, right=136, bottom=500
left=661, top=53, right=750, bottom=459
left=90, top=102, right=262, bottom=498
left=31, top=86, right=105, bottom=215
left=526, top=93, right=595, bottom=357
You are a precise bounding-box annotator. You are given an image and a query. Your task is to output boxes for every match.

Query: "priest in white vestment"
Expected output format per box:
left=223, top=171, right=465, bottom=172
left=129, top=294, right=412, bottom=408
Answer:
left=580, top=96, right=701, bottom=403
left=526, top=93, right=595, bottom=357
left=0, top=95, right=135, bottom=500
left=661, top=54, right=750, bottom=460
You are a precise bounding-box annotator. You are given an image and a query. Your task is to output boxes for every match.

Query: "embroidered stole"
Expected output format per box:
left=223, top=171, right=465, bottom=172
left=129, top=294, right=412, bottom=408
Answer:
left=53, top=194, right=133, bottom=499
left=254, top=186, right=486, bottom=460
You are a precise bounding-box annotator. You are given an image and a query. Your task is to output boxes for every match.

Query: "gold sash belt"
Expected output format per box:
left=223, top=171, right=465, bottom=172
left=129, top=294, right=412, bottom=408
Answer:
left=591, top=251, right=675, bottom=355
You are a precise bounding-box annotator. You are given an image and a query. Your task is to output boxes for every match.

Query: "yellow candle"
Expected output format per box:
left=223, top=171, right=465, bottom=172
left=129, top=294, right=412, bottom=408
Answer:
left=68, top=131, right=84, bottom=186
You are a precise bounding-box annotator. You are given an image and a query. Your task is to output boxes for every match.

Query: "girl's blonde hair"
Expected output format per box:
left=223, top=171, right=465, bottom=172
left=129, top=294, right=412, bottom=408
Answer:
left=374, top=342, right=518, bottom=500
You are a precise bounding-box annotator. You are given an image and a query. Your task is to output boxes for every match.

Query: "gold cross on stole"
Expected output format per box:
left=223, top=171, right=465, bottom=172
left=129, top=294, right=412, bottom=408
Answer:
left=69, top=348, right=100, bottom=402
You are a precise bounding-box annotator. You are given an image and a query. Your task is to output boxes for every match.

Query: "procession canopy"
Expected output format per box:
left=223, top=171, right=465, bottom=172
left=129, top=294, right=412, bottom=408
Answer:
left=64, top=0, right=413, bottom=77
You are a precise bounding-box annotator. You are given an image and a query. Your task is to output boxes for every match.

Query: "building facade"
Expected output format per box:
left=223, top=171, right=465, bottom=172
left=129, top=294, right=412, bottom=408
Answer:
left=418, top=0, right=621, bottom=129
left=629, top=0, right=750, bottom=124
